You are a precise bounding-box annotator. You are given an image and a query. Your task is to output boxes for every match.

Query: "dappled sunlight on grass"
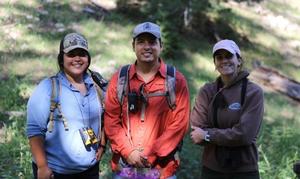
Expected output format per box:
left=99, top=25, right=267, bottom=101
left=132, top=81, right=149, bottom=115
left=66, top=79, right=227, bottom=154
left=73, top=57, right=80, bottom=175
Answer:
left=20, top=34, right=58, bottom=54
left=80, top=20, right=136, bottom=77
left=264, top=92, right=300, bottom=126
left=187, top=53, right=217, bottom=97
left=220, top=0, right=300, bottom=83
left=8, top=59, right=56, bottom=80
left=267, top=0, right=300, bottom=20
left=191, top=53, right=215, bottom=72
left=254, top=32, right=280, bottom=49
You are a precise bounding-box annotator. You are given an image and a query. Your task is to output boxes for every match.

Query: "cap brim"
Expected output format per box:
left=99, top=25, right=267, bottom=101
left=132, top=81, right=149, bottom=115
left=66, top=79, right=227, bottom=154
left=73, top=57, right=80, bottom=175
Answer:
left=213, top=47, right=235, bottom=55
left=63, top=45, right=88, bottom=53
left=133, top=31, right=160, bottom=39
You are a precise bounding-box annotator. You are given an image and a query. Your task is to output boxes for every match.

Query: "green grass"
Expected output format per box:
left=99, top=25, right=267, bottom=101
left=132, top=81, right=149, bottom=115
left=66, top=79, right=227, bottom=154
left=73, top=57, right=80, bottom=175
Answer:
left=258, top=92, right=300, bottom=178
left=1, top=0, right=300, bottom=178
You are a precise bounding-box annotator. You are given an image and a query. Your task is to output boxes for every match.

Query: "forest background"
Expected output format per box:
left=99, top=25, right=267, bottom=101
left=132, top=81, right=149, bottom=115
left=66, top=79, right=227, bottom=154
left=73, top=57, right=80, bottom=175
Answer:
left=1, top=0, right=300, bottom=178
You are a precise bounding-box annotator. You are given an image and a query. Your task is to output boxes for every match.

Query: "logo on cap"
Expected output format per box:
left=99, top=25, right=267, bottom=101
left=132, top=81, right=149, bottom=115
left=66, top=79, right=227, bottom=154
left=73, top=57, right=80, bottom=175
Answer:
left=63, top=33, right=88, bottom=53
left=133, top=22, right=161, bottom=39
left=143, top=22, right=151, bottom=30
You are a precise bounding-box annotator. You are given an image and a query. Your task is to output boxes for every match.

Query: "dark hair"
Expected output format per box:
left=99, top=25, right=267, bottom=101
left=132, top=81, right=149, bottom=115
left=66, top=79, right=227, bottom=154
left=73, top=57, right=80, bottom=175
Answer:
left=57, top=38, right=91, bottom=72
left=236, top=53, right=244, bottom=71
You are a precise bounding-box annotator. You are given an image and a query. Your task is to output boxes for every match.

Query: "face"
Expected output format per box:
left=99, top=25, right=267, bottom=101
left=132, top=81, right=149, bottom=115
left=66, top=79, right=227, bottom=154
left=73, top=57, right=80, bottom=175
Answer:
left=214, top=49, right=241, bottom=77
left=132, top=33, right=162, bottom=64
left=63, top=48, right=89, bottom=80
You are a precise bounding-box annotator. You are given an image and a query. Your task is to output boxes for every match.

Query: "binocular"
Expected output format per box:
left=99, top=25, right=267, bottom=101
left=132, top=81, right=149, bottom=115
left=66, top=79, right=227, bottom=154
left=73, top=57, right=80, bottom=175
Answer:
left=127, top=90, right=148, bottom=114
left=79, top=127, right=98, bottom=147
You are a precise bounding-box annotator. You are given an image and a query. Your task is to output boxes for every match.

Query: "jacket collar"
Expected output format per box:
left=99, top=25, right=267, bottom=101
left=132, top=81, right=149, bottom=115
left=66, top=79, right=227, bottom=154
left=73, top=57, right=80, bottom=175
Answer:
left=57, top=71, right=93, bottom=90
left=128, top=58, right=166, bottom=80
left=216, top=70, right=249, bottom=89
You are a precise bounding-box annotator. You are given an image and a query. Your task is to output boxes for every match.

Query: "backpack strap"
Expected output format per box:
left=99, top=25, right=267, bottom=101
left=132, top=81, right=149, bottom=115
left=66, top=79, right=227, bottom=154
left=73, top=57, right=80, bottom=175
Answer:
left=94, top=82, right=105, bottom=110
left=93, top=81, right=107, bottom=149
left=48, top=76, right=68, bottom=132
left=117, top=65, right=130, bottom=105
left=94, top=82, right=105, bottom=131
left=166, top=65, right=176, bottom=110
left=116, top=64, right=177, bottom=110
left=241, top=78, right=248, bottom=106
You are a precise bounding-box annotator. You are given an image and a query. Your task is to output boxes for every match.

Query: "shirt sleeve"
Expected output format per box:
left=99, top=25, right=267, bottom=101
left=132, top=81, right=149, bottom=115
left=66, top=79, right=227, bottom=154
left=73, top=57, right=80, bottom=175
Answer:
left=104, top=72, right=135, bottom=159
left=190, top=84, right=211, bottom=129
left=143, top=72, right=190, bottom=164
left=206, top=84, right=264, bottom=146
left=26, top=78, right=52, bottom=138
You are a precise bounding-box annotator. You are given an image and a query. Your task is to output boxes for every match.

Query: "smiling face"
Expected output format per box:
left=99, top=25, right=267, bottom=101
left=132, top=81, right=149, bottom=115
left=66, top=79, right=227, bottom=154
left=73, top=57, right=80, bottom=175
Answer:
left=62, top=48, right=89, bottom=81
left=132, top=33, right=162, bottom=64
left=214, top=49, right=241, bottom=79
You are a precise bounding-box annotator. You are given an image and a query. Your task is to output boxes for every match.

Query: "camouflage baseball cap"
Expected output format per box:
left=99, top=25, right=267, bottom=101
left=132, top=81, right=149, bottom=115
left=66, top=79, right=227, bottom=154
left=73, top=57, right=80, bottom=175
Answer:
left=62, top=33, right=88, bottom=53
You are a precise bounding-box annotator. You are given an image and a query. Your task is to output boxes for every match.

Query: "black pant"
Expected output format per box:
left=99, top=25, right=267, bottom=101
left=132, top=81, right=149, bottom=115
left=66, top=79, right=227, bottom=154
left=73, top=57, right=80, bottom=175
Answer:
left=201, top=166, right=260, bottom=179
left=32, top=162, right=99, bottom=179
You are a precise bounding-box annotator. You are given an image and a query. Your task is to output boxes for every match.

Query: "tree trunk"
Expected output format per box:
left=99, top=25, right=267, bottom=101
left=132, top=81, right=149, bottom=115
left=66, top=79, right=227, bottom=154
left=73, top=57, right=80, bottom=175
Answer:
left=251, top=63, right=300, bottom=102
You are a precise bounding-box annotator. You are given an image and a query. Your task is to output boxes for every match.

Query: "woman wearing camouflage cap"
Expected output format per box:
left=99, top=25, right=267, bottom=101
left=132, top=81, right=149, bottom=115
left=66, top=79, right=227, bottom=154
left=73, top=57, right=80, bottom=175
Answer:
left=190, top=39, right=264, bottom=179
left=26, top=33, right=106, bottom=179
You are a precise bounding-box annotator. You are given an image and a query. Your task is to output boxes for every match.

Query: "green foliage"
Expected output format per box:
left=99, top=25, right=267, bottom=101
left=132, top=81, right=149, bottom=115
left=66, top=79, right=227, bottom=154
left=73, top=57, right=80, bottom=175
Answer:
left=178, top=135, right=203, bottom=178
left=0, top=116, right=32, bottom=179
left=0, top=77, right=26, bottom=111
left=115, top=0, right=213, bottom=59
left=256, top=93, right=300, bottom=178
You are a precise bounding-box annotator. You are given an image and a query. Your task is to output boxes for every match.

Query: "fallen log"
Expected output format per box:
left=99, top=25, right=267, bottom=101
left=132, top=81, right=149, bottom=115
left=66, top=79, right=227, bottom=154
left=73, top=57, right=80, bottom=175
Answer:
left=250, top=61, right=300, bottom=102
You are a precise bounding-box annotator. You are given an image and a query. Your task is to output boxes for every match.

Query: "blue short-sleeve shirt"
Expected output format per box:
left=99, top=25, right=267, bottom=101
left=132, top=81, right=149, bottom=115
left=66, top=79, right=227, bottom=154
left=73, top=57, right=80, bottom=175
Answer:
left=26, top=71, right=103, bottom=174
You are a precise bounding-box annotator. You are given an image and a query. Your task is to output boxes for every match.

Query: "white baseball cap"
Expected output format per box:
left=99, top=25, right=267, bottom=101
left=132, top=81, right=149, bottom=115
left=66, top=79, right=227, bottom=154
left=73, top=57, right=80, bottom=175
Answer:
left=213, top=39, right=241, bottom=56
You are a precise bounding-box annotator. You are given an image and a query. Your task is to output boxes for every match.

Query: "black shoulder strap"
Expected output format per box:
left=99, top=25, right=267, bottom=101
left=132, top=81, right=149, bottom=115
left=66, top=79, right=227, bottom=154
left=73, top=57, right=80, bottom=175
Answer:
left=212, top=79, right=223, bottom=128
left=241, top=78, right=248, bottom=106
left=212, top=95, right=220, bottom=128
left=166, top=64, right=175, bottom=77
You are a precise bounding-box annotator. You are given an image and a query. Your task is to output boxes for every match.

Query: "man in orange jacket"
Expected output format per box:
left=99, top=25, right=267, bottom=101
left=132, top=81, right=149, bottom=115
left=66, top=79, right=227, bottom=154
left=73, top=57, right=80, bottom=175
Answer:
left=104, top=22, right=190, bottom=179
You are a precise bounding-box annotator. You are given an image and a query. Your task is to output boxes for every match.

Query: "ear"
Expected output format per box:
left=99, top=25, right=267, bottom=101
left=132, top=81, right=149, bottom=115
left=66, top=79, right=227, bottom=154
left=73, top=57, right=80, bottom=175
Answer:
left=237, top=58, right=242, bottom=66
left=160, top=44, right=163, bottom=52
left=159, top=39, right=163, bottom=50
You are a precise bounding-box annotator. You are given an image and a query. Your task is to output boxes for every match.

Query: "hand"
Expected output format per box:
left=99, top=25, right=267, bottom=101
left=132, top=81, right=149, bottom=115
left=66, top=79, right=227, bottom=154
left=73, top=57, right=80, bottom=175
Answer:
left=190, top=126, right=206, bottom=144
left=96, top=146, right=105, bottom=161
left=37, top=166, right=54, bottom=179
left=126, top=150, right=145, bottom=168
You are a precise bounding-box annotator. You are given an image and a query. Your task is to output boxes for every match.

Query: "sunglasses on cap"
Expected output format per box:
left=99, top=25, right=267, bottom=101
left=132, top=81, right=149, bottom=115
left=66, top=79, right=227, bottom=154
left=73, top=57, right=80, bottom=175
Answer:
left=66, top=49, right=88, bottom=58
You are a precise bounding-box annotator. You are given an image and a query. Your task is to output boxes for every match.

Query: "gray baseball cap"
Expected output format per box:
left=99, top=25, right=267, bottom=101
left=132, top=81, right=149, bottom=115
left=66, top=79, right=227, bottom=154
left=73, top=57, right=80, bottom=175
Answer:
left=62, top=33, right=88, bottom=53
left=132, top=22, right=161, bottom=39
